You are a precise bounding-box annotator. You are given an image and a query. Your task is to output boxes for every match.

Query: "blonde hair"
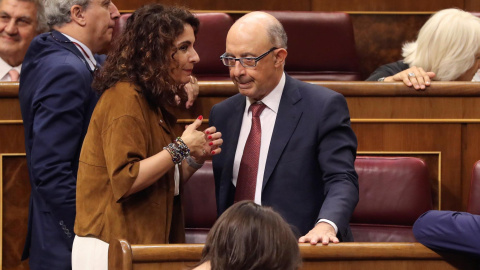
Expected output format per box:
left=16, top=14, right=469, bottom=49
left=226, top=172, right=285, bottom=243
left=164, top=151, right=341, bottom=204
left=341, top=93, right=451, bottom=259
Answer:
left=402, top=9, right=480, bottom=81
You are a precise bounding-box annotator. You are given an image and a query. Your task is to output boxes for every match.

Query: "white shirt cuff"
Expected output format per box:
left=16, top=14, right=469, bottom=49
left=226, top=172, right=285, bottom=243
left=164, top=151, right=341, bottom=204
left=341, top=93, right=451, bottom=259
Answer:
left=316, top=219, right=338, bottom=234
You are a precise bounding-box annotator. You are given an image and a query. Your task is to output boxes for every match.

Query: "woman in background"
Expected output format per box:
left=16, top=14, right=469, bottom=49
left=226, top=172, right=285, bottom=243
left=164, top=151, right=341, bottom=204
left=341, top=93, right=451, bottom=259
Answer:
left=72, top=4, right=222, bottom=269
left=194, top=201, right=302, bottom=270
left=367, top=8, right=480, bottom=90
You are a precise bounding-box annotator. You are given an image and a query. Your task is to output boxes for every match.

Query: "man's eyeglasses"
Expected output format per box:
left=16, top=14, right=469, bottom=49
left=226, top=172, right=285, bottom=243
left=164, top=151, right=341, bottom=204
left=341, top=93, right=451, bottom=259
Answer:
left=220, top=47, right=278, bottom=68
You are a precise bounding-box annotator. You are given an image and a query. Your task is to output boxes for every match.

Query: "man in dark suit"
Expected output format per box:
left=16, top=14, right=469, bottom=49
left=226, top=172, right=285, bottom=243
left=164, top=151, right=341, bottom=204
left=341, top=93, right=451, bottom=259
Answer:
left=18, top=0, right=119, bottom=268
left=210, top=11, right=359, bottom=245
left=413, top=210, right=480, bottom=258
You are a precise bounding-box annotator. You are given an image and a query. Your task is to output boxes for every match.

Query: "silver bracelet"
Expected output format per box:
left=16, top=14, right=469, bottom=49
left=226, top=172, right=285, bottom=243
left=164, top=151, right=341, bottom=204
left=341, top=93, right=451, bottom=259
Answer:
left=186, top=156, right=204, bottom=169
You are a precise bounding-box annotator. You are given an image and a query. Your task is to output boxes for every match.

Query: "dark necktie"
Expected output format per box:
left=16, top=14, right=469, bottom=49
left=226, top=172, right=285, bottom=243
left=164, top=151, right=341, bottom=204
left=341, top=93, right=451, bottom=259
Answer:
left=235, top=103, right=267, bottom=202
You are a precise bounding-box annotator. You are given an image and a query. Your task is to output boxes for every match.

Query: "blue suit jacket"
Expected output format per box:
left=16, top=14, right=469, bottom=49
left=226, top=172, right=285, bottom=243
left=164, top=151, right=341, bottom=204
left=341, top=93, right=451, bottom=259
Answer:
left=19, top=31, right=102, bottom=267
left=413, top=210, right=480, bottom=258
left=210, top=75, right=359, bottom=240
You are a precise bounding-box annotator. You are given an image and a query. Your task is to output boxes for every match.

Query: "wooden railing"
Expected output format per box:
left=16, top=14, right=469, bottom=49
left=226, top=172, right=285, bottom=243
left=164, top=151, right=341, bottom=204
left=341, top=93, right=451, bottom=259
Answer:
left=108, top=240, right=480, bottom=270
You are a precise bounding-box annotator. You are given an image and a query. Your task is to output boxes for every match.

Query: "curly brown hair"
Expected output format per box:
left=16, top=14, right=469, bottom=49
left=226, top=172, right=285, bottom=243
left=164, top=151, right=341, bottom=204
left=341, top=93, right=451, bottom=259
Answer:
left=92, top=4, right=199, bottom=110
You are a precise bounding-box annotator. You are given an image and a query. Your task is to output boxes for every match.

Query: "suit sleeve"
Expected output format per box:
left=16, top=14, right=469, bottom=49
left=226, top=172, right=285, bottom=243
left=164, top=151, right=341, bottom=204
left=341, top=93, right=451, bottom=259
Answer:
left=316, top=93, right=359, bottom=235
left=30, top=63, right=91, bottom=236
left=413, top=210, right=480, bottom=257
left=365, top=61, right=408, bottom=81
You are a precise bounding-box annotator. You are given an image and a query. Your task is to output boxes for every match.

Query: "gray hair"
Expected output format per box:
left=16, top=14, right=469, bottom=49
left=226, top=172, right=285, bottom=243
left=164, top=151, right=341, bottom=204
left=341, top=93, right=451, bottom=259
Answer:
left=44, top=0, right=90, bottom=28
left=267, top=21, right=288, bottom=49
left=402, top=8, right=480, bottom=81
left=0, top=0, right=49, bottom=33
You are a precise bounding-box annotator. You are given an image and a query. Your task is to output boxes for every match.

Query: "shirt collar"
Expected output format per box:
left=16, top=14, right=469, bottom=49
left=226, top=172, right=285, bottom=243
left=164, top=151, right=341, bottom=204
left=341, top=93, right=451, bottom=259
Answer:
left=246, top=72, right=286, bottom=113
left=0, top=57, right=21, bottom=81
left=60, top=32, right=97, bottom=67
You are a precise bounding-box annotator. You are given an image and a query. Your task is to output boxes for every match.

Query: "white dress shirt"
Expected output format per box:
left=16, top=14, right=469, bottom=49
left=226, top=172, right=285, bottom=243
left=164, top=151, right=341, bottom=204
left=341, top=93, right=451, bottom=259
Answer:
left=0, top=57, right=21, bottom=81
left=232, top=73, right=285, bottom=204
left=61, top=33, right=97, bottom=71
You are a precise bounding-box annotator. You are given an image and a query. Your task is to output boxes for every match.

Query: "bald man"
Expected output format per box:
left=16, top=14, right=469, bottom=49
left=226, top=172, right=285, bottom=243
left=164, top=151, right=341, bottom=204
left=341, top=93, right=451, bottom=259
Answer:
left=210, top=12, right=359, bottom=245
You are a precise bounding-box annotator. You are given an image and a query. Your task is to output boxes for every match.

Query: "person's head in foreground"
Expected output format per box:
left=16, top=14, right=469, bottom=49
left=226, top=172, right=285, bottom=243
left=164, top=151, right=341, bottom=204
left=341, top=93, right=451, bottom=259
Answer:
left=403, top=8, right=480, bottom=81
left=93, top=3, right=200, bottom=109
left=195, top=201, right=302, bottom=270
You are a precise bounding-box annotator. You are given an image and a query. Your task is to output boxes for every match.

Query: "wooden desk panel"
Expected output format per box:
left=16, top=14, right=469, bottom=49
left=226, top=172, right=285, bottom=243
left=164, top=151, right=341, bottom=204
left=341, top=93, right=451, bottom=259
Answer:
left=2, top=82, right=480, bottom=212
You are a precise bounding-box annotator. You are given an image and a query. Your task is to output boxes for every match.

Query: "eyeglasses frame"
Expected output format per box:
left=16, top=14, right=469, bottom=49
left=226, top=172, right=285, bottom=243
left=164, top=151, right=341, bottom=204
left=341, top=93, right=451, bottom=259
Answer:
left=220, top=47, right=278, bottom=68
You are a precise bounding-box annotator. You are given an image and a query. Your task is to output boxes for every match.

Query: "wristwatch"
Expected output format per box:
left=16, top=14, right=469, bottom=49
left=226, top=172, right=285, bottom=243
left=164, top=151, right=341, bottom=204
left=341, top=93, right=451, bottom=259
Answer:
left=377, top=77, right=386, bottom=82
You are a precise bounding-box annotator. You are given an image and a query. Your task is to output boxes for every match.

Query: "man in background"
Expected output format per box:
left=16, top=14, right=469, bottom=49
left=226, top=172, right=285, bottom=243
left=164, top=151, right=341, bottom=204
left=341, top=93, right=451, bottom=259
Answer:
left=19, top=0, right=120, bottom=268
left=0, top=0, right=48, bottom=81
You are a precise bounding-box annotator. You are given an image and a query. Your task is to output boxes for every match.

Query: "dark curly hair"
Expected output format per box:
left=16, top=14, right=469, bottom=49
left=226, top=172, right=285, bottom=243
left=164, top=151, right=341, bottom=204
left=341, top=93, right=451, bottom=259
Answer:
left=92, top=4, right=199, bottom=110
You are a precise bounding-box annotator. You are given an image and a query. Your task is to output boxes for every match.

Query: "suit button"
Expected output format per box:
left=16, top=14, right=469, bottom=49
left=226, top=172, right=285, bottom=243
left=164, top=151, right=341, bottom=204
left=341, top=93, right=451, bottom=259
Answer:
left=59, top=220, right=64, bottom=225
left=62, top=225, right=67, bottom=230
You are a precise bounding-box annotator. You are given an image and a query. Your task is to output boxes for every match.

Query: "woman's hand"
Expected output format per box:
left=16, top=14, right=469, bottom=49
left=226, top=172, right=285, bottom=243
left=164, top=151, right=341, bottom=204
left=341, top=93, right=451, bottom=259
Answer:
left=175, top=76, right=199, bottom=109
left=384, top=66, right=436, bottom=90
left=181, top=116, right=207, bottom=157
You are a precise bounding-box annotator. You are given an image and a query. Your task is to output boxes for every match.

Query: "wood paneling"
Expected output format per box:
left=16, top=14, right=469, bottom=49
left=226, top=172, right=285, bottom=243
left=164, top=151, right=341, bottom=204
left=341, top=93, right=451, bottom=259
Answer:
left=350, top=14, right=429, bottom=80
left=466, top=0, right=480, bottom=11
left=114, top=0, right=476, bottom=12
left=3, top=82, right=480, bottom=266
left=114, top=0, right=310, bottom=12
left=1, top=154, right=30, bottom=269
left=311, top=0, right=464, bottom=12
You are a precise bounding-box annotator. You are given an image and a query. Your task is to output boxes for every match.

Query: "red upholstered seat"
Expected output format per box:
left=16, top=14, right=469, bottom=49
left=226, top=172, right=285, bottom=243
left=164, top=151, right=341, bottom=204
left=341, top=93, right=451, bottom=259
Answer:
left=111, top=13, right=131, bottom=42
left=183, top=161, right=216, bottom=243
left=265, top=11, right=361, bottom=81
left=467, top=160, right=480, bottom=215
left=193, top=13, right=233, bottom=81
left=351, top=156, right=433, bottom=242
left=183, top=157, right=433, bottom=243
left=111, top=12, right=233, bottom=81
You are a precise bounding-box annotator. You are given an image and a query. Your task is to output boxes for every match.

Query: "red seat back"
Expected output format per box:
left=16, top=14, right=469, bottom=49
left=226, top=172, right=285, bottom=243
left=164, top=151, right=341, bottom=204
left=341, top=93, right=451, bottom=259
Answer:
left=467, top=160, right=480, bottom=215
left=265, top=11, right=361, bottom=81
left=351, top=156, right=433, bottom=242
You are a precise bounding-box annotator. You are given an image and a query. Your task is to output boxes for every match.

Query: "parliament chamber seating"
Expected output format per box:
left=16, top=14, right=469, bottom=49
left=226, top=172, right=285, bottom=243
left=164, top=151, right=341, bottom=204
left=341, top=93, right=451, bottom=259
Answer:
left=183, top=157, right=433, bottom=243
left=351, top=156, right=433, bottom=242
left=192, top=13, right=234, bottom=80
left=111, top=12, right=233, bottom=80
left=265, top=11, right=361, bottom=81
left=467, top=160, right=480, bottom=215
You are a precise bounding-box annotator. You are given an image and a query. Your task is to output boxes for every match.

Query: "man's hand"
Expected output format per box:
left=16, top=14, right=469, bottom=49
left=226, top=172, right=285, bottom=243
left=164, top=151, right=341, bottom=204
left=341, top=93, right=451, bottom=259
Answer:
left=298, top=222, right=339, bottom=245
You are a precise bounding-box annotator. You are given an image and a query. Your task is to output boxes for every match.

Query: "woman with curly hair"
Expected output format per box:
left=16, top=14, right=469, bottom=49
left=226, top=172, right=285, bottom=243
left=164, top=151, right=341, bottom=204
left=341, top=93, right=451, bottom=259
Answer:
left=71, top=4, right=222, bottom=269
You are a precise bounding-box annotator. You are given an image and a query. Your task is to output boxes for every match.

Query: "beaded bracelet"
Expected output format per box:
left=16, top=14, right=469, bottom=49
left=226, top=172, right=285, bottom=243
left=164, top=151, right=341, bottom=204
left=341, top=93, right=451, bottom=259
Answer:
left=174, top=137, right=190, bottom=157
left=163, top=137, right=191, bottom=165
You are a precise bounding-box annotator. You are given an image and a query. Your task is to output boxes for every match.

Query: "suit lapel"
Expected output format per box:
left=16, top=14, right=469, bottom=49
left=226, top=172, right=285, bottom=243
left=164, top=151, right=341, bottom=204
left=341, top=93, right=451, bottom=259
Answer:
left=263, top=75, right=303, bottom=189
